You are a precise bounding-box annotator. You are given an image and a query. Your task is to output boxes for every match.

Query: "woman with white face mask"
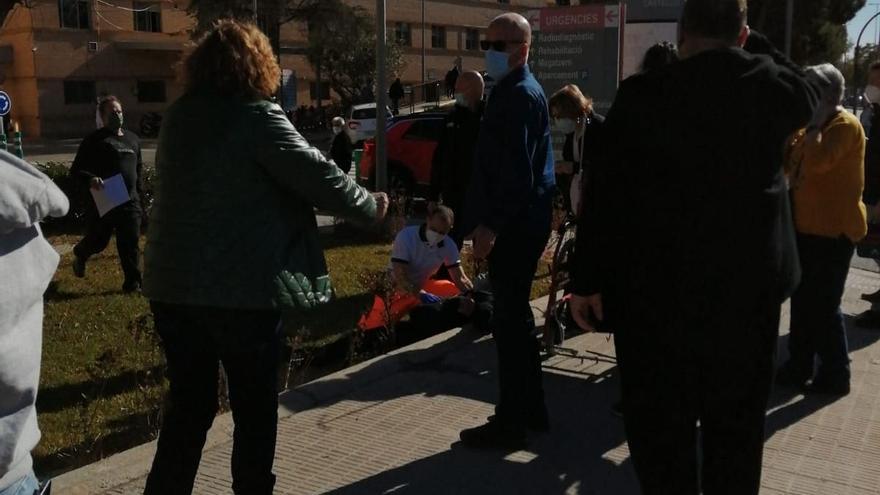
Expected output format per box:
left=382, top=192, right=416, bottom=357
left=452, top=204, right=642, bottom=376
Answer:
left=548, top=84, right=604, bottom=217
left=328, top=116, right=353, bottom=175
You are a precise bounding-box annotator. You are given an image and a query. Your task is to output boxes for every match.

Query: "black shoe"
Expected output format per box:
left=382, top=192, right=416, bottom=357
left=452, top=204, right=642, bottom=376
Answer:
left=775, top=362, right=812, bottom=389
left=854, top=310, right=880, bottom=330
left=460, top=420, right=527, bottom=450
left=122, top=282, right=142, bottom=294
left=806, top=374, right=851, bottom=396
left=861, top=289, right=880, bottom=304
left=487, top=411, right=549, bottom=433
left=72, top=255, right=86, bottom=278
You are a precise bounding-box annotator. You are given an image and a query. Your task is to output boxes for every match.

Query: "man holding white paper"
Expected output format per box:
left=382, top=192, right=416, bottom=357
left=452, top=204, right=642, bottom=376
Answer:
left=70, top=96, right=144, bottom=293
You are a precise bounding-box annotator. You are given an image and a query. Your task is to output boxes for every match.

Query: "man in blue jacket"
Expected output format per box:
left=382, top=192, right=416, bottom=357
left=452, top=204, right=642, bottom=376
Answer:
left=460, top=12, right=555, bottom=450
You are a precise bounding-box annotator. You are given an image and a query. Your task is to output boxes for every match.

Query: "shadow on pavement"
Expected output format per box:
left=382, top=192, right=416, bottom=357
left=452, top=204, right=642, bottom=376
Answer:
left=279, top=330, right=636, bottom=494
left=766, top=315, right=880, bottom=440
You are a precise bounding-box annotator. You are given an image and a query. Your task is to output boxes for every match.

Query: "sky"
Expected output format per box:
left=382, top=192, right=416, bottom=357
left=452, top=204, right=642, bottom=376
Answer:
left=849, top=3, right=880, bottom=52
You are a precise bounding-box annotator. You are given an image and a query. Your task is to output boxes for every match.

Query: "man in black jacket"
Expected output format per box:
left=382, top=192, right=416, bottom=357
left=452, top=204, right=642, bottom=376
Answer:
left=71, top=96, right=145, bottom=293
left=329, top=116, right=353, bottom=175
left=569, top=1, right=817, bottom=493
left=855, top=62, right=880, bottom=328
left=428, top=70, right=484, bottom=248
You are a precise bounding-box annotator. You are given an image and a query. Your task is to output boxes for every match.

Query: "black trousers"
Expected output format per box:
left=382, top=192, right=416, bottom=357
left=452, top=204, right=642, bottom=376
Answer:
left=399, top=292, right=494, bottom=345
left=488, top=231, right=549, bottom=427
left=788, top=233, right=853, bottom=380
left=144, top=302, right=281, bottom=495
left=73, top=205, right=142, bottom=287
left=615, top=300, right=780, bottom=495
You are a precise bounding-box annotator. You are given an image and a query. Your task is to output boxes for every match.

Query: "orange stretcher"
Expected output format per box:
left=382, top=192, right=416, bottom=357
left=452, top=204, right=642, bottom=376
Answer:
left=357, top=279, right=460, bottom=331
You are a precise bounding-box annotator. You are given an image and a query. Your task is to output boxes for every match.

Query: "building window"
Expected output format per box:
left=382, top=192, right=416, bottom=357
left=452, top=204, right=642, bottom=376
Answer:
left=431, top=25, right=446, bottom=49
left=309, top=81, right=330, bottom=101
left=63, top=80, right=96, bottom=104
left=395, top=22, right=412, bottom=47
left=465, top=29, right=479, bottom=51
left=133, top=2, right=161, bottom=33
left=137, top=80, right=166, bottom=103
left=59, top=0, right=90, bottom=29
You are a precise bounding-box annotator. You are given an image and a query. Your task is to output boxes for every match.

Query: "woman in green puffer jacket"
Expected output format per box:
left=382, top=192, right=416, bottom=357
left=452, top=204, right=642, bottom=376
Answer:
left=141, top=19, right=387, bottom=495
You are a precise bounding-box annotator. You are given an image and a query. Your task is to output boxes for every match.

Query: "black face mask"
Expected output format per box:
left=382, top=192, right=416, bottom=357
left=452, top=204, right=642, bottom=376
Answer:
left=106, top=111, right=124, bottom=132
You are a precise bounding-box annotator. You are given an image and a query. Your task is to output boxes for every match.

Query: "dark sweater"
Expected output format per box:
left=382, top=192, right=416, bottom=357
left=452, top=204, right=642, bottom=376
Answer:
left=429, top=104, right=483, bottom=207
left=70, top=128, right=144, bottom=207
left=865, top=103, right=880, bottom=204
left=571, top=47, right=817, bottom=324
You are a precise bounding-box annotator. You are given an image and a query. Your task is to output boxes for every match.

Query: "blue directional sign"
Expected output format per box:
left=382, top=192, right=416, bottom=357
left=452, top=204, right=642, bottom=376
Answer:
left=0, top=91, right=11, bottom=117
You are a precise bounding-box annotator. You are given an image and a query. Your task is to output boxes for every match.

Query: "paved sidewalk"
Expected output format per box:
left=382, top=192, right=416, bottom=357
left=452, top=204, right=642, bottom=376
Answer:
left=54, top=269, right=880, bottom=494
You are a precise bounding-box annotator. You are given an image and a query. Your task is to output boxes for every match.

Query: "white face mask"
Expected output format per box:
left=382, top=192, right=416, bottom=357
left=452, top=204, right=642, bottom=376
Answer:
left=553, top=118, right=576, bottom=134
left=425, top=229, right=445, bottom=245
left=332, top=126, right=343, bottom=135
left=866, top=85, right=880, bottom=104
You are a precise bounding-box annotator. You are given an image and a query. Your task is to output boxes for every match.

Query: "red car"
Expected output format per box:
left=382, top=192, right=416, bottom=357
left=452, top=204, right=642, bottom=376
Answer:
left=358, top=112, right=448, bottom=197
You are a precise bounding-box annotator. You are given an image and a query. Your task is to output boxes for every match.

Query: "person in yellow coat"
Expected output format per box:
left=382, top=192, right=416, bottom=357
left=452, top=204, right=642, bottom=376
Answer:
left=778, top=63, right=867, bottom=396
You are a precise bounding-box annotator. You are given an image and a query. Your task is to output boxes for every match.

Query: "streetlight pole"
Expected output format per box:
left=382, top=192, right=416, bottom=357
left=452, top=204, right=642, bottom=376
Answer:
left=375, top=0, right=388, bottom=192
left=855, top=10, right=880, bottom=96
left=421, top=0, right=426, bottom=85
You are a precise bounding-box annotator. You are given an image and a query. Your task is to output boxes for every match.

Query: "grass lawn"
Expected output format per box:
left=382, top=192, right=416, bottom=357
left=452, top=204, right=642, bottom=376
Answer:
left=35, top=225, right=552, bottom=477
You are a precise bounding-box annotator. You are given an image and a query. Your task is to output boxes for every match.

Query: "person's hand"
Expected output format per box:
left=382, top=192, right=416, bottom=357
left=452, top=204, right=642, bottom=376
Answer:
left=460, top=277, right=474, bottom=292
left=468, top=225, right=496, bottom=261
left=373, top=192, right=389, bottom=222
left=458, top=297, right=476, bottom=316
left=419, top=291, right=442, bottom=304
left=555, top=161, right=574, bottom=175
left=90, top=177, right=105, bottom=191
left=570, top=293, right=604, bottom=332
left=872, top=202, right=880, bottom=224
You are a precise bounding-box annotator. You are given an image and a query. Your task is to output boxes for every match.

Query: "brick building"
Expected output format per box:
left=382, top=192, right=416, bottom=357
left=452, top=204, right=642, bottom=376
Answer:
left=0, top=0, right=555, bottom=139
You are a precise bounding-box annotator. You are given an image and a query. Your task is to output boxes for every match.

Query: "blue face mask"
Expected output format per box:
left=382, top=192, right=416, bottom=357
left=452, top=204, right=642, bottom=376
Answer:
left=553, top=118, right=576, bottom=134
left=485, top=49, right=511, bottom=82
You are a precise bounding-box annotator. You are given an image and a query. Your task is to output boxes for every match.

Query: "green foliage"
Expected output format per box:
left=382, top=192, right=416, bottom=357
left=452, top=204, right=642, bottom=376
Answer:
left=748, top=0, right=864, bottom=65
left=301, top=1, right=406, bottom=107
left=841, top=43, right=880, bottom=89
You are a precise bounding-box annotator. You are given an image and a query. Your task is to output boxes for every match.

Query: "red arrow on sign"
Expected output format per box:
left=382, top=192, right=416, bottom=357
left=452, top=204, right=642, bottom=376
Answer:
left=605, top=9, right=618, bottom=24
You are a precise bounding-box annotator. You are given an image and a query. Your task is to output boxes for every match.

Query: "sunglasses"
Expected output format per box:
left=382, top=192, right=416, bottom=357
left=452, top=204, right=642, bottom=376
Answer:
left=480, top=39, right=525, bottom=52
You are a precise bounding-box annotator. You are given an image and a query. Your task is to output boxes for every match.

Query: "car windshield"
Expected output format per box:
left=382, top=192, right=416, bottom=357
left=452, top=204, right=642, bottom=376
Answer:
left=352, top=108, right=376, bottom=119
left=351, top=107, right=394, bottom=120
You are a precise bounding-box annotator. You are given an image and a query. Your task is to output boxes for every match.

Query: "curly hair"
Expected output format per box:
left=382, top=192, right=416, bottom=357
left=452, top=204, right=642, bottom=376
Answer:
left=184, top=19, right=281, bottom=99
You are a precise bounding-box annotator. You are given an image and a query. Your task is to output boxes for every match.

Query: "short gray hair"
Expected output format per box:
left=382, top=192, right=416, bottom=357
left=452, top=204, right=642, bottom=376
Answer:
left=331, top=116, right=345, bottom=127
left=805, top=63, right=845, bottom=104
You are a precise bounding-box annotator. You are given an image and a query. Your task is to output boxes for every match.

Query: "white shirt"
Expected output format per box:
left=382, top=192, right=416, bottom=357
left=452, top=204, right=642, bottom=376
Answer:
left=390, top=225, right=461, bottom=290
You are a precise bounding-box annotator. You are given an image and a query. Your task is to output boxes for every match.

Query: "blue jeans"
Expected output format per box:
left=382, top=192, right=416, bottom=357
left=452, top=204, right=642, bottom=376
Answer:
left=0, top=472, right=39, bottom=495
left=788, top=233, right=854, bottom=380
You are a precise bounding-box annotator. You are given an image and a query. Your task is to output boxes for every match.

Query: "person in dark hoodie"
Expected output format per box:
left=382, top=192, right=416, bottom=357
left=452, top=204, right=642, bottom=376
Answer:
left=568, top=1, right=818, bottom=493
left=0, top=151, right=68, bottom=495
left=428, top=70, right=484, bottom=248
left=70, top=95, right=144, bottom=293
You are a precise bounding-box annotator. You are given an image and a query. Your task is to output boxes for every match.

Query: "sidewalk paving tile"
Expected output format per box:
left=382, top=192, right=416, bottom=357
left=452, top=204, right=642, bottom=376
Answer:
left=53, top=268, right=880, bottom=494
